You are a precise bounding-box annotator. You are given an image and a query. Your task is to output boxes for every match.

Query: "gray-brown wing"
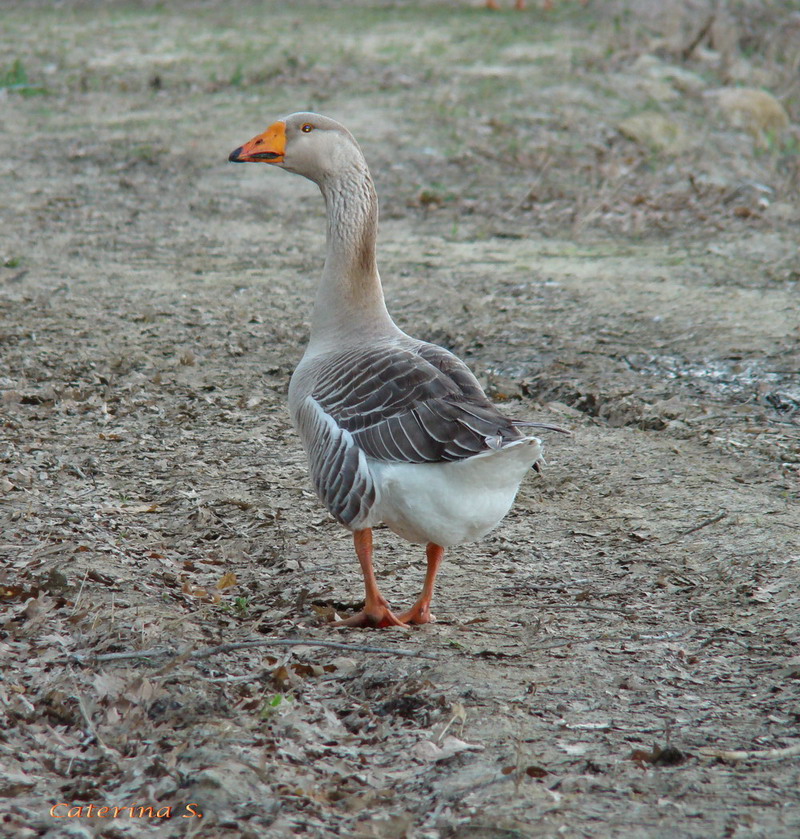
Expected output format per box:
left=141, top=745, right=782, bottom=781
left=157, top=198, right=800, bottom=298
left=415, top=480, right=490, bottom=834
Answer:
left=311, top=342, right=525, bottom=464
left=294, top=396, right=377, bottom=528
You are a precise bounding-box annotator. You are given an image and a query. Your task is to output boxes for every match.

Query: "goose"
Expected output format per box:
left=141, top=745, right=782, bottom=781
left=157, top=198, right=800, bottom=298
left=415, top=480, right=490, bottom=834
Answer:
left=229, top=113, right=566, bottom=628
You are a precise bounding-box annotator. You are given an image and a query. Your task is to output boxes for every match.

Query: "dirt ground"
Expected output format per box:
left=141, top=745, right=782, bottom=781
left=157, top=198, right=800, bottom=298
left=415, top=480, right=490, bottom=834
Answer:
left=1, top=1, right=799, bottom=837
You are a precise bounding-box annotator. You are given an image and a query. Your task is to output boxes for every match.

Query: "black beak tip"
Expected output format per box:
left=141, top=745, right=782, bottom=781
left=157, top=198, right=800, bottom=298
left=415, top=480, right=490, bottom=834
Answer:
left=228, top=146, right=243, bottom=162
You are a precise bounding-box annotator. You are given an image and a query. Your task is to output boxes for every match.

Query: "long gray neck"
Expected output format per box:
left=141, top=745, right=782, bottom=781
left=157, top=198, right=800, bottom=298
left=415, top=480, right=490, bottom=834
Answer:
left=308, top=162, right=397, bottom=350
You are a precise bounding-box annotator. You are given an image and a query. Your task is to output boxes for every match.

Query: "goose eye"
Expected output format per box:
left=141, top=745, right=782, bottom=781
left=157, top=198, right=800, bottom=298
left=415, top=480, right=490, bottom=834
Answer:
left=301, top=123, right=314, bottom=133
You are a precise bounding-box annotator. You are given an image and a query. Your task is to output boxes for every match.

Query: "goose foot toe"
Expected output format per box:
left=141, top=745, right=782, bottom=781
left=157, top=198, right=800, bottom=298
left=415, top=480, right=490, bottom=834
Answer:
left=333, top=606, right=408, bottom=629
left=396, top=604, right=436, bottom=625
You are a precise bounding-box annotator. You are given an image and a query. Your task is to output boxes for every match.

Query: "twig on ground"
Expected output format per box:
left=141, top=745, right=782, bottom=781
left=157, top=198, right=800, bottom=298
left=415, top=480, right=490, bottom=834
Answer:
left=189, top=638, right=438, bottom=661
left=71, top=569, right=89, bottom=616
left=664, top=511, right=727, bottom=544
left=528, top=638, right=581, bottom=651
left=682, top=14, right=715, bottom=60
left=698, top=743, right=800, bottom=761
left=437, top=702, right=467, bottom=744
left=72, top=648, right=179, bottom=663
left=72, top=678, right=121, bottom=763
left=74, top=637, right=439, bottom=665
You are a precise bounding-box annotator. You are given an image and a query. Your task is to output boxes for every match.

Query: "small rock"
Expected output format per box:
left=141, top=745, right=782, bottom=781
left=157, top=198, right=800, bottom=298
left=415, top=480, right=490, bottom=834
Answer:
left=599, top=396, right=644, bottom=428
left=649, top=396, right=688, bottom=421
left=709, top=87, right=790, bottom=142
left=617, top=112, right=690, bottom=154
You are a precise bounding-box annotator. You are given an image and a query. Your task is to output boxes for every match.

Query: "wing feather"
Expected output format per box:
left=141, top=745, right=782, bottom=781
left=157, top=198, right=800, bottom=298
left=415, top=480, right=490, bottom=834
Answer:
left=295, top=396, right=376, bottom=528
left=309, top=340, right=529, bottom=465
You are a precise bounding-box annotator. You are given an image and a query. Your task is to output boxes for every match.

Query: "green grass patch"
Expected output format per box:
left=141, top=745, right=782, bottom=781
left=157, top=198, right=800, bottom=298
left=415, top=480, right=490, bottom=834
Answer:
left=1, top=59, right=48, bottom=96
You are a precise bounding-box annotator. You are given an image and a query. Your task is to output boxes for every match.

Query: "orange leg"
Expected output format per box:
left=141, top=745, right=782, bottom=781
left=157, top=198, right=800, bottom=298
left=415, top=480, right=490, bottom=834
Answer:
left=334, top=529, right=406, bottom=628
left=396, top=543, right=443, bottom=625
left=485, top=0, right=500, bottom=9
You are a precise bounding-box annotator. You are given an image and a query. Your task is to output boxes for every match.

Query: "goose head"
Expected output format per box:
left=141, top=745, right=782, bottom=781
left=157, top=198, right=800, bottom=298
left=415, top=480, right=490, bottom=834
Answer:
left=228, top=112, right=364, bottom=185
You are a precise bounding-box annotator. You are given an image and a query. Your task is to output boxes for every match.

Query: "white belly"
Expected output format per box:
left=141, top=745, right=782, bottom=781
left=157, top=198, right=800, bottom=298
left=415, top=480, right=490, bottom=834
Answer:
left=367, top=437, right=542, bottom=547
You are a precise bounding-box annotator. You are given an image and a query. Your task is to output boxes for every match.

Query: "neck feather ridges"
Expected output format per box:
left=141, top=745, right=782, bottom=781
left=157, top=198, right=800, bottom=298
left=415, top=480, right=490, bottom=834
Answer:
left=310, top=164, right=396, bottom=348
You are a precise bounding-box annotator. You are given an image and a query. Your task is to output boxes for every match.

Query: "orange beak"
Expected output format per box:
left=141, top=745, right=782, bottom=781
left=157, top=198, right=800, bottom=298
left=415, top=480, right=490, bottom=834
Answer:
left=229, top=120, right=286, bottom=164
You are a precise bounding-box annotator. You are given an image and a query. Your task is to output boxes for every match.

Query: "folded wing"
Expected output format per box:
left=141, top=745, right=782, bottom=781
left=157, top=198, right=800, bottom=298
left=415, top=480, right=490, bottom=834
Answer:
left=313, top=341, right=528, bottom=463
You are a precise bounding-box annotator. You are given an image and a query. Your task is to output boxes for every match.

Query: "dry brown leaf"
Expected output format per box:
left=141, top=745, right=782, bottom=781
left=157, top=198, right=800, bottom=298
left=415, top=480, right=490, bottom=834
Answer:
left=123, top=677, right=158, bottom=705
left=311, top=603, right=338, bottom=621
left=181, top=581, right=220, bottom=602
left=124, top=503, right=159, bottom=513
left=272, top=665, right=292, bottom=689
left=0, top=763, right=36, bottom=796
left=501, top=764, right=549, bottom=779
left=526, top=765, right=549, bottom=778
left=0, top=584, right=39, bottom=603
left=215, top=571, right=237, bottom=590
left=92, top=672, right=127, bottom=701
left=630, top=744, right=687, bottom=767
